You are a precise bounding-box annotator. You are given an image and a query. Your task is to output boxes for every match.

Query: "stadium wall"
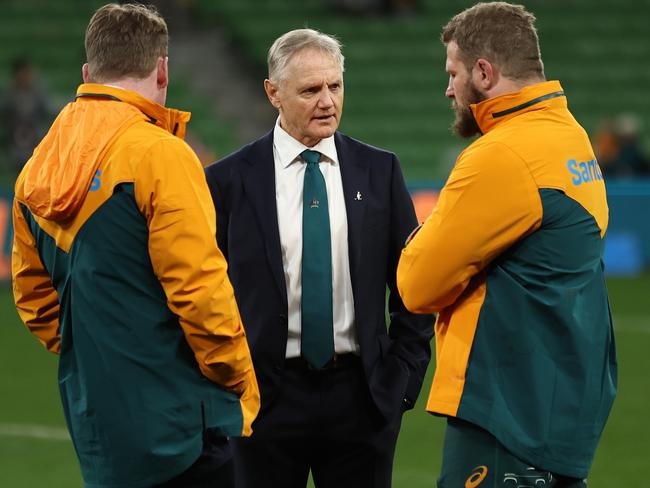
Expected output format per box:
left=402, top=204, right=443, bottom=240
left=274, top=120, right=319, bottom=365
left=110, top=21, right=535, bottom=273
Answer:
left=0, top=189, right=11, bottom=281
left=1, top=180, right=648, bottom=282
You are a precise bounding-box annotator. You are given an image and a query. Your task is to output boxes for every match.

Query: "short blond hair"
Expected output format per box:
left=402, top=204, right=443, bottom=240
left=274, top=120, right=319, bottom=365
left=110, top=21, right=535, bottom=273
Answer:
left=85, top=3, right=168, bottom=82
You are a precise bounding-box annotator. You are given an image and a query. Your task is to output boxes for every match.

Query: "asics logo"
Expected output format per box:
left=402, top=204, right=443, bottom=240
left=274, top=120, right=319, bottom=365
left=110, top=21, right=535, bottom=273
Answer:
left=466, top=465, right=488, bottom=487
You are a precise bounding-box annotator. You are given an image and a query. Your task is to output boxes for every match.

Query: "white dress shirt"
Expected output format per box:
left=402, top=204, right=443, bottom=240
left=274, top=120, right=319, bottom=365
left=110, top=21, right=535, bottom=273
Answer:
left=272, top=119, right=358, bottom=358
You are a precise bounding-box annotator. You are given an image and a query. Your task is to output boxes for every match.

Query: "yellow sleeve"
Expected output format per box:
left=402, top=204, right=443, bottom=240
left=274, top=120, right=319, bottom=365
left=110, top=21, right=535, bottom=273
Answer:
left=397, top=141, right=542, bottom=313
left=134, top=137, right=259, bottom=433
left=11, top=199, right=61, bottom=353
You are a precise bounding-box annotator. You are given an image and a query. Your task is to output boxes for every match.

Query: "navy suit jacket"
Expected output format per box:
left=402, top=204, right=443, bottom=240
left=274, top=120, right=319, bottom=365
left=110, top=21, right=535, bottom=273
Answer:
left=205, top=131, right=433, bottom=422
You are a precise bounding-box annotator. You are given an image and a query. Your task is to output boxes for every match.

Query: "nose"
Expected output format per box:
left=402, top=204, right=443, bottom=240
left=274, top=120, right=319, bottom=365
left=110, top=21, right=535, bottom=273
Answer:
left=445, top=76, right=454, bottom=99
left=318, top=89, right=334, bottom=108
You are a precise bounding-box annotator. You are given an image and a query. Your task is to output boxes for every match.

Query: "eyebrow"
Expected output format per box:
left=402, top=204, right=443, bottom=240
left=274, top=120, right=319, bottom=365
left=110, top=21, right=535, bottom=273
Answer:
left=299, top=78, right=342, bottom=90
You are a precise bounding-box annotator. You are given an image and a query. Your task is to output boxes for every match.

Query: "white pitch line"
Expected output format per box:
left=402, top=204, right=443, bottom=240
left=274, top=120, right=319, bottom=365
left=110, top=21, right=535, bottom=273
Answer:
left=0, top=315, right=646, bottom=442
left=0, top=423, right=70, bottom=441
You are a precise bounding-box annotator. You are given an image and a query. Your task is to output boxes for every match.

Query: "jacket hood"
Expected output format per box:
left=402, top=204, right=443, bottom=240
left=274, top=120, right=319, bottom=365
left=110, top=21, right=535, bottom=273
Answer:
left=15, top=84, right=191, bottom=221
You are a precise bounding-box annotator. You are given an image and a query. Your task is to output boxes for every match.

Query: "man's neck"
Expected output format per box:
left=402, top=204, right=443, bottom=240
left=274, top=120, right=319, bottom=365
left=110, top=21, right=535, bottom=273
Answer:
left=486, top=76, right=546, bottom=100
left=101, top=74, right=163, bottom=106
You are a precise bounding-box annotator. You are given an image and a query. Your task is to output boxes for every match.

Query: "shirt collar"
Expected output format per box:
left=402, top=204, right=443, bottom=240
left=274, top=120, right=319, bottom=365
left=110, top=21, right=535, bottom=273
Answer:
left=470, top=80, right=566, bottom=135
left=273, top=117, right=338, bottom=168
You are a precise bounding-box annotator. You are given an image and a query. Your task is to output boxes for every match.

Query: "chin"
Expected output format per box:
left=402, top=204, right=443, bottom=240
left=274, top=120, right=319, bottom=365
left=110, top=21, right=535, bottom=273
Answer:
left=313, top=123, right=338, bottom=138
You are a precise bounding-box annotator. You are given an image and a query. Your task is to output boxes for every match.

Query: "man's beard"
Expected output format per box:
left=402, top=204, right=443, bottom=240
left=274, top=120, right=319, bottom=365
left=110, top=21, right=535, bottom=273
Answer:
left=451, top=83, right=486, bottom=138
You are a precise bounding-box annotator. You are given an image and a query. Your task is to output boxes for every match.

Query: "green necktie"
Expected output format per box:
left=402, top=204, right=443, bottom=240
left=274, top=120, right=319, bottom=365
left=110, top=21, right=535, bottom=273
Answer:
left=300, top=149, right=334, bottom=369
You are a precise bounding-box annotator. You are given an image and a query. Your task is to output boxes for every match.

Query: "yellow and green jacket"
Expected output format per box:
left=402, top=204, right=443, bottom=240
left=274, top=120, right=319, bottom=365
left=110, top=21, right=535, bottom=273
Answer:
left=397, top=81, right=617, bottom=478
left=12, top=84, right=259, bottom=488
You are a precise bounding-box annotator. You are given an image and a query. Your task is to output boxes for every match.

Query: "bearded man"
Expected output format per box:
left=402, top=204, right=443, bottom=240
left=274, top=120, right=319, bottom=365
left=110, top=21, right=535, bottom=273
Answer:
left=397, top=3, right=617, bottom=487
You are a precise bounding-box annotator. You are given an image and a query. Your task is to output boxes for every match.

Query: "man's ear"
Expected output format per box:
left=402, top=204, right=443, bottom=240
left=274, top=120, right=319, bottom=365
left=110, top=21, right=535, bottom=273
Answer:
left=264, top=79, right=281, bottom=109
left=474, top=58, right=496, bottom=90
left=82, top=63, right=90, bottom=83
left=157, top=56, right=169, bottom=89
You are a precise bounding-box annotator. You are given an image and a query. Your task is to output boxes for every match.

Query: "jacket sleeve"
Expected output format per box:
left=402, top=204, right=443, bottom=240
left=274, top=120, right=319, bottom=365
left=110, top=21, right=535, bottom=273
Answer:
left=11, top=200, right=61, bottom=353
left=134, top=137, right=259, bottom=435
left=386, top=153, right=435, bottom=407
left=397, top=141, right=542, bottom=314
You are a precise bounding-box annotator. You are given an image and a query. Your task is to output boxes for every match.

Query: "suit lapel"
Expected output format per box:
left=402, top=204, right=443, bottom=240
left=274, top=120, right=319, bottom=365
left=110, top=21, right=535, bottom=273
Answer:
left=240, top=132, right=288, bottom=308
left=336, top=133, right=368, bottom=296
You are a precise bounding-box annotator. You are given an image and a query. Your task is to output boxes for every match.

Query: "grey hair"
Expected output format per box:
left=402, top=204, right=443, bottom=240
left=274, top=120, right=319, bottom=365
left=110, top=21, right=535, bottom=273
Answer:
left=267, top=28, right=345, bottom=85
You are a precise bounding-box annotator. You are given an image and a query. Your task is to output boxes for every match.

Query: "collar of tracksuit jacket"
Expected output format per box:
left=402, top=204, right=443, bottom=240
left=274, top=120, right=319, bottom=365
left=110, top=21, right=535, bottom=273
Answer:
left=471, top=80, right=565, bottom=135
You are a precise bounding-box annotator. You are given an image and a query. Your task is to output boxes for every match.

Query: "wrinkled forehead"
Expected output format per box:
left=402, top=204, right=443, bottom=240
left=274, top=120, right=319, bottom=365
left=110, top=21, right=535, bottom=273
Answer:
left=285, top=48, right=342, bottom=77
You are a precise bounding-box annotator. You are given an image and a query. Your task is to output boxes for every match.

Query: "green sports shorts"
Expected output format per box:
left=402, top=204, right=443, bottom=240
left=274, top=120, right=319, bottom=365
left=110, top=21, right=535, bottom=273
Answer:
left=437, top=417, right=587, bottom=488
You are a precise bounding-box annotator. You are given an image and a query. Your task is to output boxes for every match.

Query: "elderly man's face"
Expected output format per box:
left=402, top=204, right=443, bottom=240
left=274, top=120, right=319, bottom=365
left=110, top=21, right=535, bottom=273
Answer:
left=445, top=41, right=485, bottom=138
left=266, top=48, right=344, bottom=147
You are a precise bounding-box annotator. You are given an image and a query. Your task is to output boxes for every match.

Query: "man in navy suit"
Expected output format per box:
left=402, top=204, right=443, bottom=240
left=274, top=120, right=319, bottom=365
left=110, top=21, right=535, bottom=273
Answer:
left=204, top=28, right=434, bottom=488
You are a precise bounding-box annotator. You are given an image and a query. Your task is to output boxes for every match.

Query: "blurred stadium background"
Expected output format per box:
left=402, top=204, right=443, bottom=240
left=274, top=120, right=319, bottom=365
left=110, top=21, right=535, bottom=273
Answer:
left=0, top=0, right=649, bottom=486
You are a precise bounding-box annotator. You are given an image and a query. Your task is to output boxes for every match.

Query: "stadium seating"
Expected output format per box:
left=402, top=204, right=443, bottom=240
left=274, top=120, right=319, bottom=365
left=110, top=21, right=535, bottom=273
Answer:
left=0, top=0, right=239, bottom=168
left=1, top=0, right=648, bottom=180
left=191, top=0, right=650, bottom=181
